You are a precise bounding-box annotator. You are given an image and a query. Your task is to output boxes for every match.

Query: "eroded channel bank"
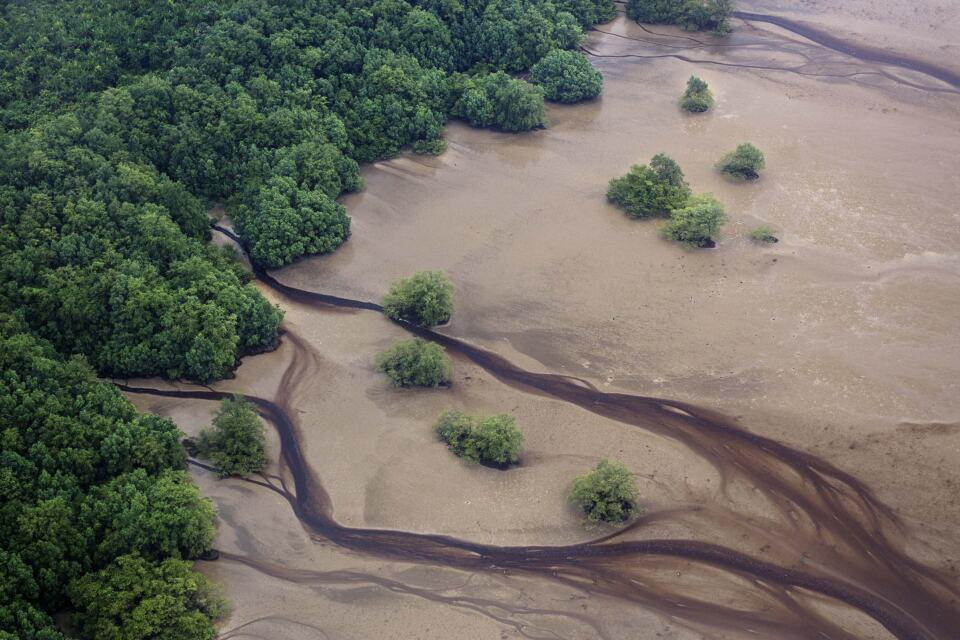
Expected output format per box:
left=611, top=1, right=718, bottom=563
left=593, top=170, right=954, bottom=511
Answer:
left=118, top=224, right=960, bottom=640
left=127, top=10, right=959, bottom=639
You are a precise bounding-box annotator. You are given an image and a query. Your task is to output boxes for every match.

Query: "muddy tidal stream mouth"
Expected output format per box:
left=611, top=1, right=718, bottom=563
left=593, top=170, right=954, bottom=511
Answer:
left=124, top=10, right=960, bottom=640
left=121, top=236, right=959, bottom=640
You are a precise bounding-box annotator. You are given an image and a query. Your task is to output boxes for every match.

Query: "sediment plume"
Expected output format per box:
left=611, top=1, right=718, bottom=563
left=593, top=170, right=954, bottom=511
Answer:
left=117, top=225, right=960, bottom=639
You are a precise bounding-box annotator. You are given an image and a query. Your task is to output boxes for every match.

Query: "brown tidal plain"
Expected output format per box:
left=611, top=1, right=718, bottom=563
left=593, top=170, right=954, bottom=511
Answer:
left=127, top=4, right=960, bottom=639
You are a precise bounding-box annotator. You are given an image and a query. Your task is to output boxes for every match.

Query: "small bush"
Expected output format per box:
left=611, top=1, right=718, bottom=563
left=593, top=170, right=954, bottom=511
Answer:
left=197, top=396, right=268, bottom=478
left=529, top=49, right=603, bottom=103
left=434, top=410, right=524, bottom=466
left=679, top=76, right=714, bottom=113
left=382, top=271, right=454, bottom=327
left=606, top=153, right=691, bottom=218
left=569, top=460, right=641, bottom=524
left=661, top=193, right=727, bottom=247
left=749, top=225, right=778, bottom=243
left=376, top=338, right=451, bottom=387
left=717, top=143, right=765, bottom=180
left=233, top=176, right=351, bottom=269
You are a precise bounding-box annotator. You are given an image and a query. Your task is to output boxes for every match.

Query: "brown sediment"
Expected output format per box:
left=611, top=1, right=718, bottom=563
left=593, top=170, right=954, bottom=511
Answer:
left=121, top=261, right=960, bottom=639
left=125, top=10, right=960, bottom=638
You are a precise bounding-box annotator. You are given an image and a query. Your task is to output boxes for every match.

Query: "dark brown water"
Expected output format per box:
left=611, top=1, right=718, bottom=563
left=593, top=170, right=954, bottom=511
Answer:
left=118, top=225, right=960, bottom=639
left=119, top=17, right=960, bottom=636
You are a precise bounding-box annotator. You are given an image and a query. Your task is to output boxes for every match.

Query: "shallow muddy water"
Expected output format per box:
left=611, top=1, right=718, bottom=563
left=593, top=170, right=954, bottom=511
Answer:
left=125, top=5, right=959, bottom=639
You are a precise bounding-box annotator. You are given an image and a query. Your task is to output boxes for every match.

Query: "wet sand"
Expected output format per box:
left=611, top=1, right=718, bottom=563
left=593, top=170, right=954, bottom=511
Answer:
left=124, top=5, right=959, bottom=639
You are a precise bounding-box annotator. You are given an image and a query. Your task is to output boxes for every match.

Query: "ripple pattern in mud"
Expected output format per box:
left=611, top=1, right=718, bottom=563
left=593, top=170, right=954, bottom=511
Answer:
left=118, top=224, right=960, bottom=639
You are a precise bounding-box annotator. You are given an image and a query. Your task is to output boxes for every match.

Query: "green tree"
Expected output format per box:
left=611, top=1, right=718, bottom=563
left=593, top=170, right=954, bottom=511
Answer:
left=749, top=225, right=778, bottom=243
left=82, top=470, right=217, bottom=564
left=606, top=154, right=691, bottom=218
left=434, top=410, right=524, bottom=466
left=627, top=0, right=733, bottom=33
left=661, top=193, right=727, bottom=247
left=717, top=143, right=765, bottom=180
left=68, top=555, right=226, bottom=640
left=0, top=325, right=219, bottom=637
left=679, top=76, right=714, bottom=113
left=529, top=50, right=603, bottom=103
left=376, top=338, right=451, bottom=387
left=569, top=460, right=640, bottom=524
left=233, top=177, right=352, bottom=269
left=197, top=396, right=268, bottom=478
left=382, top=271, right=454, bottom=327
left=458, top=73, right=547, bottom=132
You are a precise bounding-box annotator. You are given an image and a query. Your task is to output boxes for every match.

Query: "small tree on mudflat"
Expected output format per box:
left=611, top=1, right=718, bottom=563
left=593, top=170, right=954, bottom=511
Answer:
left=717, top=143, right=765, bottom=180
left=529, top=49, right=604, bottom=103
left=569, top=459, right=641, bottom=524
left=606, top=153, right=691, bottom=218
left=749, top=225, right=778, bottom=243
left=197, top=395, right=267, bottom=478
left=382, top=271, right=454, bottom=326
left=376, top=338, right=451, bottom=387
left=679, top=75, right=714, bottom=113
left=435, top=410, right=524, bottom=466
left=661, top=193, right=727, bottom=248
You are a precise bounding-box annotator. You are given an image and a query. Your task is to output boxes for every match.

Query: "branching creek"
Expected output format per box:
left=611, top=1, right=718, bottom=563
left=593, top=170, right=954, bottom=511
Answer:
left=583, top=4, right=960, bottom=95
left=119, top=15, right=960, bottom=639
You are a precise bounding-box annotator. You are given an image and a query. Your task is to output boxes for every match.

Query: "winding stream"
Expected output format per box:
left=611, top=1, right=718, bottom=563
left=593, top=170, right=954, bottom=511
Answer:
left=121, top=14, right=960, bottom=638
left=122, top=230, right=960, bottom=639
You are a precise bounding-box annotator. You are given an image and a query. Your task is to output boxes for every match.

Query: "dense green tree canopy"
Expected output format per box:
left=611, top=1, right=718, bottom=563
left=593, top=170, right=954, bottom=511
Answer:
left=457, top=72, right=548, bottom=132
left=606, top=154, right=692, bottom=218
left=0, top=322, right=218, bottom=639
left=529, top=50, right=604, bottom=103
left=68, top=555, right=226, bottom=640
left=626, top=0, right=733, bottom=33
left=1, top=0, right=616, bottom=382
left=197, top=396, right=269, bottom=478
left=233, top=177, right=352, bottom=269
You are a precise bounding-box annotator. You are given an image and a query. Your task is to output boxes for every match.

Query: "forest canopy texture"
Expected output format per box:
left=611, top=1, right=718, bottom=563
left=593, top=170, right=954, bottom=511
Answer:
left=0, top=2, right=615, bottom=638
left=0, top=320, right=220, bottom=640
left=1, top=0, right=614, bottom=383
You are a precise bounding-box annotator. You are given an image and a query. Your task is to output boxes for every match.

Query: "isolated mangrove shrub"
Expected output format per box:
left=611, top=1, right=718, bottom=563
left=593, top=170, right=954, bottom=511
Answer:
left=376, top=338, right=451, bottom=387
left=679, top=75, right=714, bottom=113
left=529, top=50, right=604, bottom=103
left=627, top=0, right=733, bottom=34
left=569, top=460, right=641, bottom=524
left=661, top=193, right=727, bottom=247
left=197, top=396, right=268, bottom=478
left=606, top=153, right=691, bottom=218
left=717, top=143, right=765, bottom=180
left=435, top=410, right=524, bottom=466
left=382, top=271, right=454, bottom=327
left=457, top=72, right=547, bottom=132
left=749, top=225, right=778, bottom=243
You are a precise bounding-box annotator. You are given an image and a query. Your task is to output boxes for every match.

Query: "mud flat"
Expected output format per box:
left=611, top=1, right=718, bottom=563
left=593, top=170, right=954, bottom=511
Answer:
left=126, top=5, right=959, bottom=639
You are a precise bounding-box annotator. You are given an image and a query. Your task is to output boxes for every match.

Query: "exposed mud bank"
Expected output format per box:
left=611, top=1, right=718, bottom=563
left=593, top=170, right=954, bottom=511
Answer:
left=123, top=6, right=960, bottom=639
